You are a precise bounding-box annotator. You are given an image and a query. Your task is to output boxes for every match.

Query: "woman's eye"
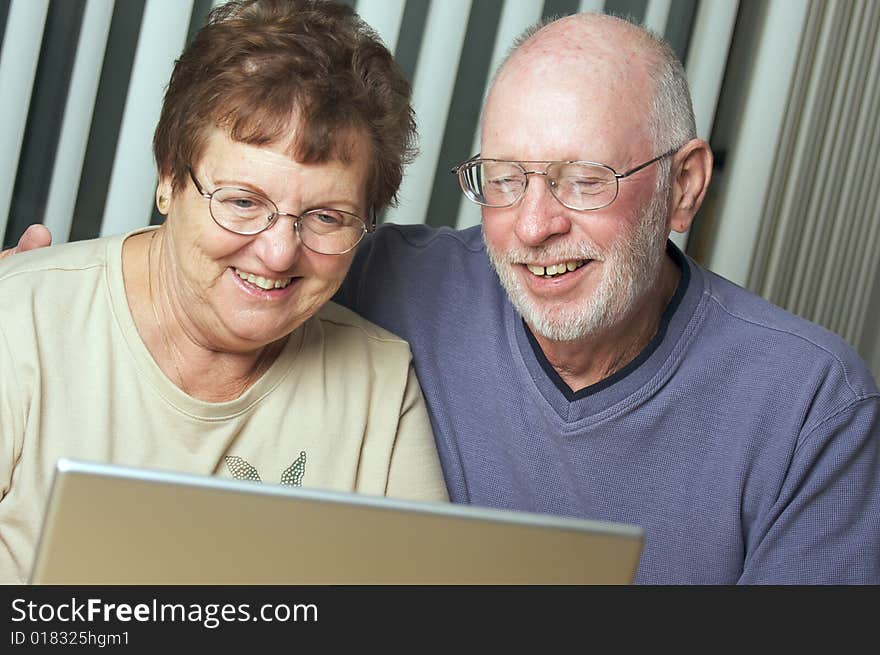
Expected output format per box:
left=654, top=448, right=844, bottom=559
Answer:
left=314, top=212, right=341, bottom=225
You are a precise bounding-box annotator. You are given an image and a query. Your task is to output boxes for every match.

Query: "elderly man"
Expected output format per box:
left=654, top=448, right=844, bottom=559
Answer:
left=6, top=13, right=879, bottom=584
left=339, top=14, right=880, bottom=584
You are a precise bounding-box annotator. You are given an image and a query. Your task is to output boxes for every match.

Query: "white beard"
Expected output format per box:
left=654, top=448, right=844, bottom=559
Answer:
left=484, top=190, right=670, bottom=343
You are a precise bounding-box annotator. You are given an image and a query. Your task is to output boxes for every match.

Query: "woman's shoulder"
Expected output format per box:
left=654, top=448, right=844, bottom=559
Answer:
left=0, top=237, right=124, bottom=368
left=296, top=302, right=415, bottom=395
left=0, top=236, right=117, bottom=284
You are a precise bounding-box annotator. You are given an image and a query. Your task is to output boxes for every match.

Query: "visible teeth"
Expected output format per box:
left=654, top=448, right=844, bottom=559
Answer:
left=235, top=268, right=292, bottom=290
left=526, top=260, right=586, bottom=278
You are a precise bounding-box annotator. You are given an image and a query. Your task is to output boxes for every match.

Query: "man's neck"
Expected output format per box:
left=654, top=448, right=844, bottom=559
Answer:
left=531, top=254, right=681, bottom=392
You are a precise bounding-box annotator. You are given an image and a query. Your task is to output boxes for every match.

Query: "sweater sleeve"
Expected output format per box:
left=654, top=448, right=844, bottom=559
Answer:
left=739, top=396, right=880, bottom=584
left=385, top=364, right=449, bottom=503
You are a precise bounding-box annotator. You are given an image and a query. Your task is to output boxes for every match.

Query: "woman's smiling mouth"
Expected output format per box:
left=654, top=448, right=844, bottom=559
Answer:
left=233, top=267, right=293, bottom=290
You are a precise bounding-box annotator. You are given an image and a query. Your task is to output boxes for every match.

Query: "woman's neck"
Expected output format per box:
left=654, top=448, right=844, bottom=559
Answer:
left=122, top=229, right=285, bottom=402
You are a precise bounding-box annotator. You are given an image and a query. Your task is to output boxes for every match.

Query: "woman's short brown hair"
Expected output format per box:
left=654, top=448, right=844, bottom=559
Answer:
left=153, top=0, right=417, bottom=212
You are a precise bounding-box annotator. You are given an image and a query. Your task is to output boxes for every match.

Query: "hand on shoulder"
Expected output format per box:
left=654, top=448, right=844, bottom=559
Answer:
left=0, top=225, right=52, bottom=261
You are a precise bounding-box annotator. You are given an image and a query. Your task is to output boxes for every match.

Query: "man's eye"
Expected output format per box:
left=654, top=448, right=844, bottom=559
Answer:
left=564, top=177, right=607, bottom=194
left=488, top=176, right=521, bottom=188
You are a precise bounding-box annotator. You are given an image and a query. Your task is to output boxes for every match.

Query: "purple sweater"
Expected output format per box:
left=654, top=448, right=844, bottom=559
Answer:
left=336, top=224, right=880, bottom=584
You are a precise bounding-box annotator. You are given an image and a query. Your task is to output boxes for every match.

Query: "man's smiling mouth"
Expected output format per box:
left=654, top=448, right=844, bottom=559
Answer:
left=525, top=259, right=587, bottom=278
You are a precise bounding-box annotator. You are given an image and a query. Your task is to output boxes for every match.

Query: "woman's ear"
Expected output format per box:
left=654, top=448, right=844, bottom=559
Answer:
left=667, top=139, right=713, bottom=234
left=155, top=179, right=173, bottom=215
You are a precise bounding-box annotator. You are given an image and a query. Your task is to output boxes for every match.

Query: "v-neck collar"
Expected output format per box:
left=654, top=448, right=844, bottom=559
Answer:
left=508, top=241, right=702, bottom=425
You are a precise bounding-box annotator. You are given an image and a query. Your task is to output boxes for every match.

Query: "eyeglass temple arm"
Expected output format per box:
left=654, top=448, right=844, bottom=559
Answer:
left=451, top=153, right=482, bottom=174
left=617, top=147, right=680, bottom=179
left=187, top=167, right=213, bottom=199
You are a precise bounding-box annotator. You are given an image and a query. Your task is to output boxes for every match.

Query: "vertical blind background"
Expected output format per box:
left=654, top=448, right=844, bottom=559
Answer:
left=0, top=0, right=719, bottom=246
left=2, top=0, right=880, bottom=377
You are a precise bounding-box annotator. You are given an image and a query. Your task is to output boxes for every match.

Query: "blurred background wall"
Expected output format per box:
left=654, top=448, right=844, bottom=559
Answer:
left=1, top=0, right=878, bottom=376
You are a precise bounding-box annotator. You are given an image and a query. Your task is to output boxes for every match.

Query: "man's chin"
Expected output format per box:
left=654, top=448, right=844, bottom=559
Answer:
left=516, top=296, right=610, bottom=343
left=490, top=251, right=623, bottom=341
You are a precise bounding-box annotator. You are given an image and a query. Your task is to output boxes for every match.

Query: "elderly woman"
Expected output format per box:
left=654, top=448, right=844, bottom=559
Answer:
left=0, top=0, right=447, bottom=583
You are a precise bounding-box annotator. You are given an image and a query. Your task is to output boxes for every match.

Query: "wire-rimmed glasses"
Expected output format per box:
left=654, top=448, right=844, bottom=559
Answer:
left=188, top=168, right=373, bottom=255
left=451, top=147, right=680, bottom=212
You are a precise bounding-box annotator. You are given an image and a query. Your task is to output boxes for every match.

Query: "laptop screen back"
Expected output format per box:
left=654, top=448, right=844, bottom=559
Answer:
left=30, top=459, right=644, bottom=584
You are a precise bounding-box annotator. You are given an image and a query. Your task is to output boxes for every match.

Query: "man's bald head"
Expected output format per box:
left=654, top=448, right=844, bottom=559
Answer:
left=486, top=13, right=696, bottom=157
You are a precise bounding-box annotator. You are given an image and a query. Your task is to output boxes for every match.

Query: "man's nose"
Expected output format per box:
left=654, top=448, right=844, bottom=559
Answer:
left=513, top=173, right=572, bottom=246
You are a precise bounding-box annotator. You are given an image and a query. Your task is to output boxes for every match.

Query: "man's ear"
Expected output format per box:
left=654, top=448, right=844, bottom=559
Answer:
left=668, top=139, right=713, bottom=234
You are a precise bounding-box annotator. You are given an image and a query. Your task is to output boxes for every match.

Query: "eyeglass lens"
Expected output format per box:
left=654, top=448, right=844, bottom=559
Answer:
left=459, top=161, right=618, bottom=211
left=208, top=187, right=365, bottom=254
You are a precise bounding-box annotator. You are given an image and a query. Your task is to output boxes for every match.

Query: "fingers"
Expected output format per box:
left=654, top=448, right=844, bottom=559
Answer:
left=18, top=224, right=53, bottom=251
left=0, top=224, right=52, bottom=261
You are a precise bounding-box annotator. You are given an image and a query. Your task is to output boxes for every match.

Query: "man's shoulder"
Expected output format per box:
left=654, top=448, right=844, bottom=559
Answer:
left=367, top=223, right=484, bottom=257
left=351, top=223, right=491, bottom=291
left=696, top=263, right=878, bottom=397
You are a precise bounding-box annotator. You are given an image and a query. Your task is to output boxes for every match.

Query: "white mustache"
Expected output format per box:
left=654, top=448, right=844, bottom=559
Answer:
left=502, top=244, right=604, bottom=265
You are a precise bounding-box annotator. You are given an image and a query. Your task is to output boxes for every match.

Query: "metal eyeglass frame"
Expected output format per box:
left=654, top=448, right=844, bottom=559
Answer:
left=187, top=167, right=375, bottom=255
left=450, top=146, right=680, bottom=211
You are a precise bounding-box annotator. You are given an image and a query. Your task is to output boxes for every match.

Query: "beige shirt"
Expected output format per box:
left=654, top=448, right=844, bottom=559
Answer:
left=0, top=231, right=447, bottom=583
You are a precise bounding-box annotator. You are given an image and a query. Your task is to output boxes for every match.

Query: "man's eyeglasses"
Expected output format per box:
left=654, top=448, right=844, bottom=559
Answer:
left=188, top=168, right=373, bottom=255
left=451, top=147, right=679, bottom=212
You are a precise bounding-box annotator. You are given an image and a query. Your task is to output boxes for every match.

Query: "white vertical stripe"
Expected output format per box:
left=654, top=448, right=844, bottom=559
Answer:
left=686, top=0, right=740, bottom=140
left=703, top=0, right=811, bottom=286
left=43, top=0, right=114, bottom=245
left=670, top=0, right=739, bottom=251
left=100, top=0, right=193, bottom=237
left=482, top=0, right=545, bottom=103
left=384, top=0, right=473, bottom=226
left=0, top=0, right=49, bottom=241
left=455, top=0, right=544, bottom=230
left=578, top=0, right=604, bottom=13
left=356, top=0, right=407, bottom=53
left=643, top=0, right=672, bottom=35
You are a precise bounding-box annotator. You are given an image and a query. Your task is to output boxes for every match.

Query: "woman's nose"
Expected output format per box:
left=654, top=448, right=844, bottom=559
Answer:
left=252, top=214, right=303, bottom=271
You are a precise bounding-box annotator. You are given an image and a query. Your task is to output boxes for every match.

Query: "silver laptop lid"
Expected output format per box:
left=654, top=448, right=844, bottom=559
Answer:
left=31, top=458, right=644, bottom=584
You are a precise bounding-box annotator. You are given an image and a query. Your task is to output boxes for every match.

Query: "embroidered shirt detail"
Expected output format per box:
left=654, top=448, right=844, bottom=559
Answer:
left=225, top=456, right=261, bottom=482
left=225, top=452, right=307, bottom=486
left=281, top=451, right=307, bottom=486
